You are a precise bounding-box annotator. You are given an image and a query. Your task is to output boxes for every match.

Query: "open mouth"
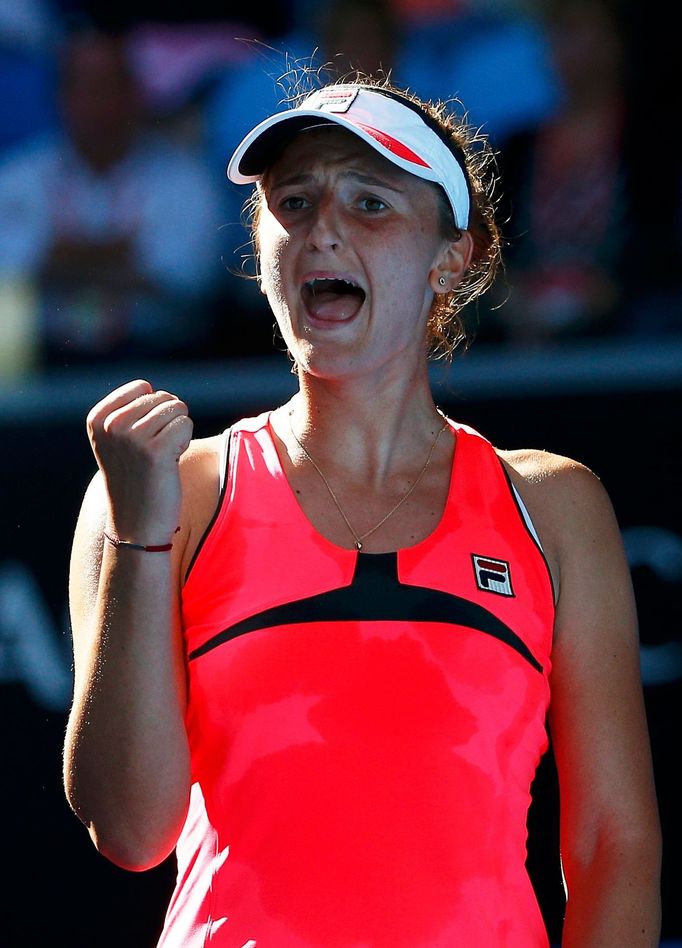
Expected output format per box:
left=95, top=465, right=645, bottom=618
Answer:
left=301, top=278, right=366, bottom=321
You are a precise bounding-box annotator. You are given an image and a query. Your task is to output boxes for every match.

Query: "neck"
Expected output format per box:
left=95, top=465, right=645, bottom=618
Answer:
left=279, top=359, right=443, bottom=487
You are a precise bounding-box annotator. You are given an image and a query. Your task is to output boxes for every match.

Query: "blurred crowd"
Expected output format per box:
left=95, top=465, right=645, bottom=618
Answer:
left=1, top=0, right=680, bottom=377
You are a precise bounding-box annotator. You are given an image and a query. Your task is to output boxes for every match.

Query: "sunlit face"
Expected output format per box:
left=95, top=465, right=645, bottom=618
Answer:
left=256, top=126, right=452, bottom=380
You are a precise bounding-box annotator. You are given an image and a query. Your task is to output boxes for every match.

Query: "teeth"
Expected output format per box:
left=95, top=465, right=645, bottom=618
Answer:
left=306, top=278, right=360, bottom=294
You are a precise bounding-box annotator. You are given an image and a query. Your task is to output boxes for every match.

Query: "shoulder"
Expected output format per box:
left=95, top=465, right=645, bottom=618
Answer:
left=497, top=445, right=617, bottom=536
left=177, top=434, right=224, bottom=574
left=497, top=445, right=601, bottom=495
left=495, top=446, right=621, bottom=600
left=498, top=446, right=615, bottom=518
left=179, top=433, right=224, bottom=483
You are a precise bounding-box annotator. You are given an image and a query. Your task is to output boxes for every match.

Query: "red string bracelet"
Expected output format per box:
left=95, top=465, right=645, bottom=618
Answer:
left=103, top=527, right=179, bottom=553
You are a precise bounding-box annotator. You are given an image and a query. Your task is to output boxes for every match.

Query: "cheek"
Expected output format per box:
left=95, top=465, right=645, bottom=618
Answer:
left=383, top=238, right=439, bottom=301
left=258, top=222, right=289, bottom=302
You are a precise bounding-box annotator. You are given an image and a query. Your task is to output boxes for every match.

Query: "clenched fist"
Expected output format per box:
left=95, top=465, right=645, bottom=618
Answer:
left=86, top=379, right=193, bottom=546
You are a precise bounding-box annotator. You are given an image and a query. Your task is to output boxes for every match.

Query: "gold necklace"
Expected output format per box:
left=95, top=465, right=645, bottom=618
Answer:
left=288, top=410, right=448, bottom=551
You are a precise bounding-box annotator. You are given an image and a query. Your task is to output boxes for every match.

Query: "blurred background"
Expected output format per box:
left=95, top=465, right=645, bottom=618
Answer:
left=1, top=0, right=680, bottom=944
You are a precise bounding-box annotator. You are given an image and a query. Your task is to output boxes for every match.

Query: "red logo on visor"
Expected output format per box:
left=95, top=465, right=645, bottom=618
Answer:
left=355, top=122, right=431, bottom=168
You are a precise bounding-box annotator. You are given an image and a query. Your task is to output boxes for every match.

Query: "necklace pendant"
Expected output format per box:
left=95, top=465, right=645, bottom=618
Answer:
left=356, top=540, right=363, bottom=552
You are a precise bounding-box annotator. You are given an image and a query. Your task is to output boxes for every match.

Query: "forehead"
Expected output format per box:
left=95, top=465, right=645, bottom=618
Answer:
left=263, top=125, right=429, bottom=191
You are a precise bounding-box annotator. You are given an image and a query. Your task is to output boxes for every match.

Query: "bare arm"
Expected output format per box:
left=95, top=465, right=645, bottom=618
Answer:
left=63, top=379, right=195, bottom=871
left=544, top=462, right=662, bottom=945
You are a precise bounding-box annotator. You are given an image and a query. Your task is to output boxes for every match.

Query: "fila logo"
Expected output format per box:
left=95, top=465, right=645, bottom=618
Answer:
left=310, top=87, right=359, bottom=113
left=472, top=554, right=514, bottom=597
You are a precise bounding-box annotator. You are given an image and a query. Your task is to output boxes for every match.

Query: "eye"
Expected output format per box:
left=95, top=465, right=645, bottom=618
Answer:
left=279, top=195, right=310, bottom=211
left=358, top=195, right=389, bottom=213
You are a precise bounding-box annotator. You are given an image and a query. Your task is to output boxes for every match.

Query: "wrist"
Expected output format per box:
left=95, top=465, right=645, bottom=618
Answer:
left=103, top=526, right=180, bottom=553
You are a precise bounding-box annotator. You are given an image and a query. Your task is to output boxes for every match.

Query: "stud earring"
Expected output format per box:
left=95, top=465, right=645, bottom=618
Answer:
left=438, top=275, right=447, bottom=287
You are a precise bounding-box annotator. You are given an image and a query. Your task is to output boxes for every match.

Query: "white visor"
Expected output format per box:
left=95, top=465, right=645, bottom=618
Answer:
left=226, top=85, right=471, bottom=229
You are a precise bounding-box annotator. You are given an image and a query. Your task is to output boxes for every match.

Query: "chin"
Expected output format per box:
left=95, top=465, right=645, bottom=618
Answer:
left=294, top=347, right=359, bottom=382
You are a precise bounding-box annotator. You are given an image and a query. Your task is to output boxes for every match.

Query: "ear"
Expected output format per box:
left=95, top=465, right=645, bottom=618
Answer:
left=428, top=231, right=474, bottom=294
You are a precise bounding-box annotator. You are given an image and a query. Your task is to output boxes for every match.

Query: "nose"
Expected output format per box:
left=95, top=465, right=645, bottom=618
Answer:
left=305, top=195, right=342, bottom=252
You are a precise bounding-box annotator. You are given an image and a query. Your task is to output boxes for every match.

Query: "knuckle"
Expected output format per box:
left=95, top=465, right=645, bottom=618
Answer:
left=102, top=412, right=125, bottom=434
left=126, top=378, right=152, bottom=395
left=86, top=399, right=110, bottom=430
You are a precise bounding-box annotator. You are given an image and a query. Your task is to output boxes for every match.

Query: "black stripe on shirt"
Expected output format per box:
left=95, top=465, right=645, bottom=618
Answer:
left=188, top=552, right=543, bottom=672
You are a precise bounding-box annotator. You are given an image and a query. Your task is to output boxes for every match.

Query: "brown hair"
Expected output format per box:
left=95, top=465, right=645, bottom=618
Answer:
left=244, top=72, right=502, bottom=359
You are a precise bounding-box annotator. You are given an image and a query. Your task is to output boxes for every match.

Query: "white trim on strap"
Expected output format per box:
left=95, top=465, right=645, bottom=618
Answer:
left=512, top=484, right=544, bottom=552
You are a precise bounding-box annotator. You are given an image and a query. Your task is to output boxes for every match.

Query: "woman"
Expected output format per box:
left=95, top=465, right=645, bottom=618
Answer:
left=63, top=78, right=661, bottom=947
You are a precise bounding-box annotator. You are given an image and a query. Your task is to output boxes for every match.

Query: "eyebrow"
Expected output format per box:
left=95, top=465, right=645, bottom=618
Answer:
left=269, top=169, right=406, bottom=194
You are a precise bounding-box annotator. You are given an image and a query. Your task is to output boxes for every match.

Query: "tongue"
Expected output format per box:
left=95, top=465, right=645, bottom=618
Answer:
left=307, top=290, right=363, bottom=321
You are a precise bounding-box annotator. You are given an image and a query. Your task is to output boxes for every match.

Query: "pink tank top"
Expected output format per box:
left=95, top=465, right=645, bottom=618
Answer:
left=157, top=412, right=555, bottom=948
